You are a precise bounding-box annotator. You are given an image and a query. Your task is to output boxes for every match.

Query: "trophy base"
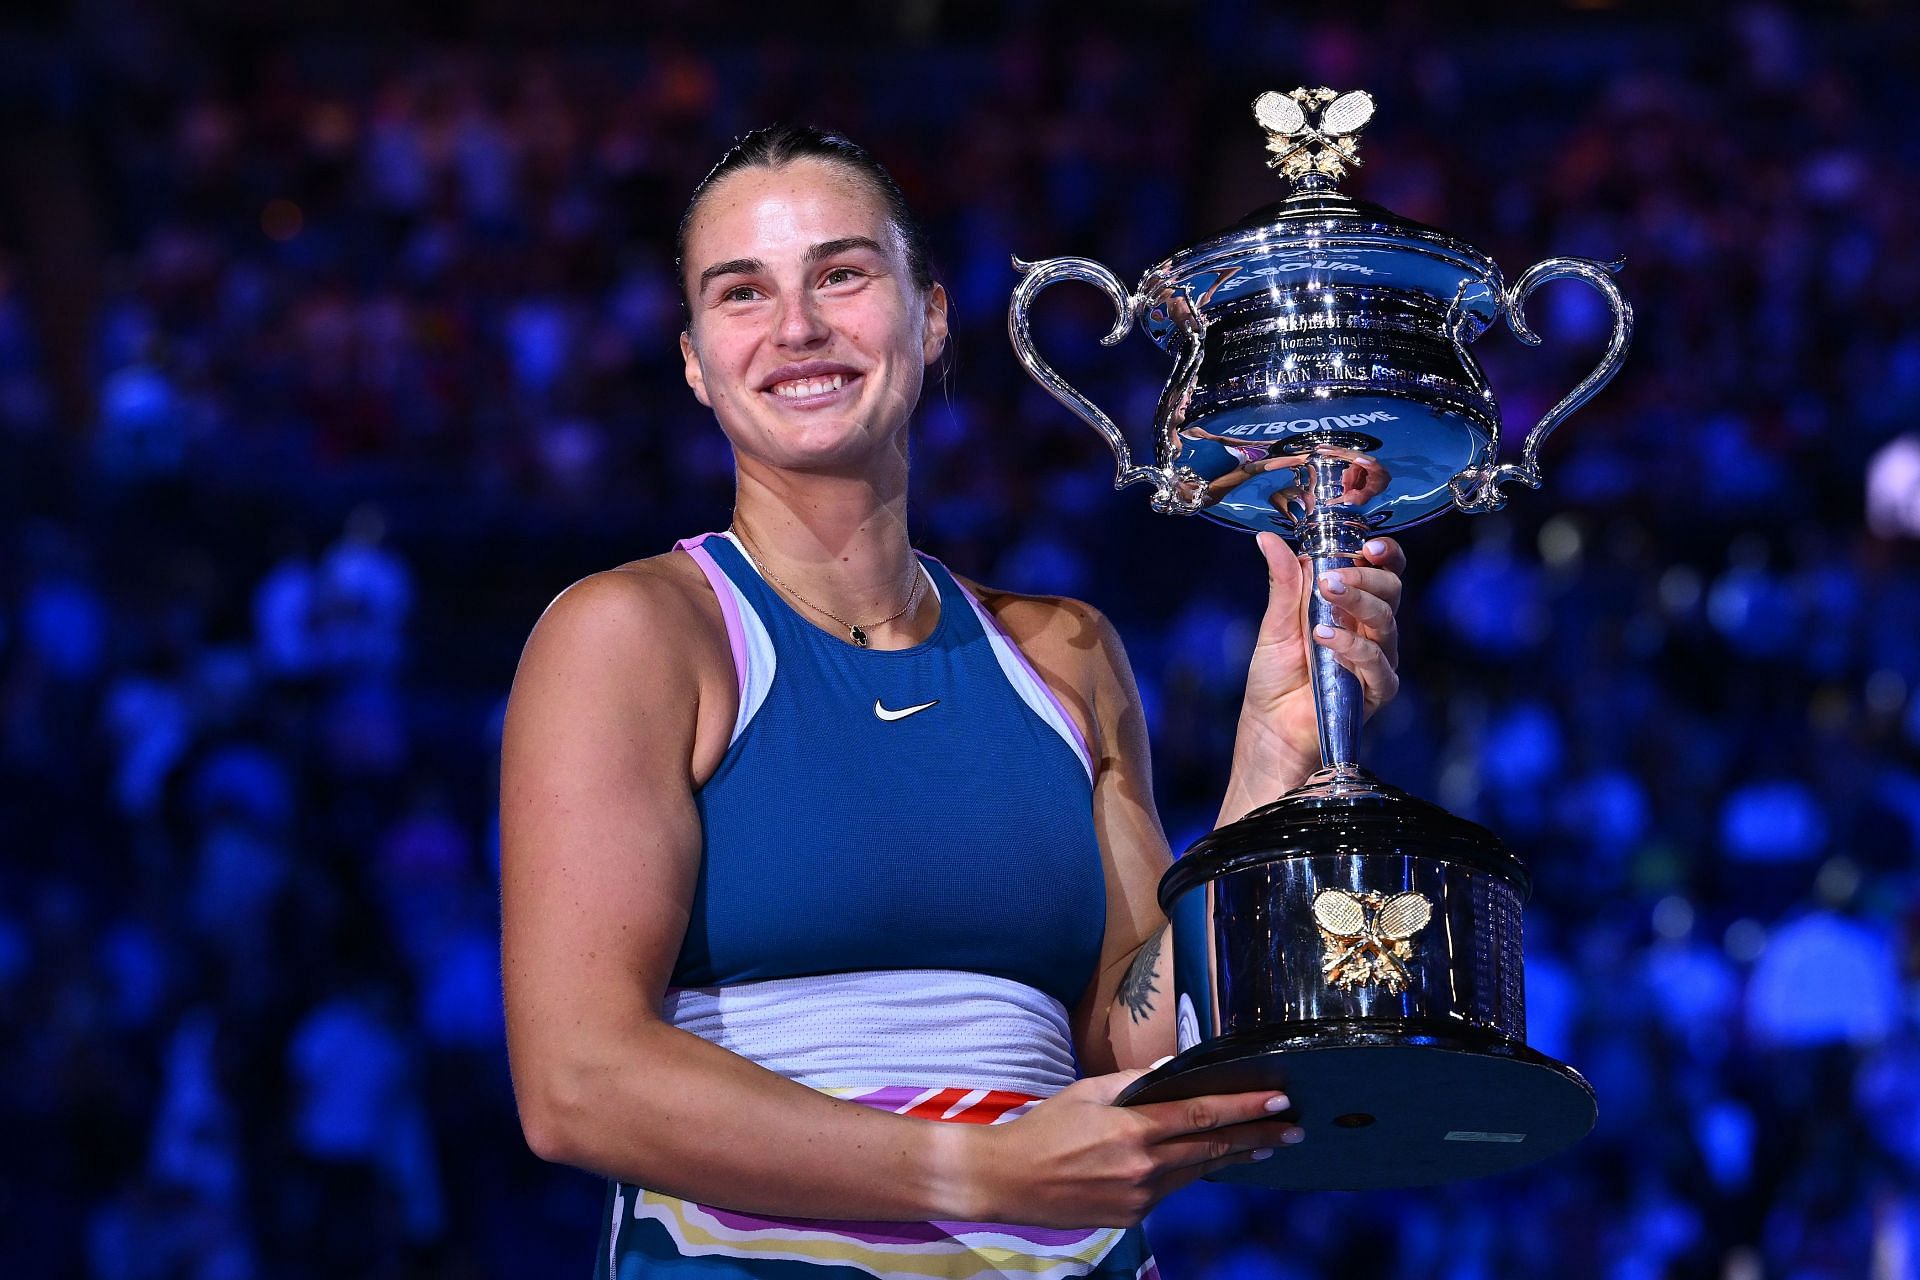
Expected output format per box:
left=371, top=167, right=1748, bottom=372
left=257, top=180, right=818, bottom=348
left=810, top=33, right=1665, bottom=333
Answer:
left=1115, top=1025, right=1595, bottom=1189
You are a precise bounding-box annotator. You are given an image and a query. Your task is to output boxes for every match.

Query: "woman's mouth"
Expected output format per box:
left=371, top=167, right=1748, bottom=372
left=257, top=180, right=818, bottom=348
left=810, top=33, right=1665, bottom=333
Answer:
left=765, top=372, right=861, bottom=408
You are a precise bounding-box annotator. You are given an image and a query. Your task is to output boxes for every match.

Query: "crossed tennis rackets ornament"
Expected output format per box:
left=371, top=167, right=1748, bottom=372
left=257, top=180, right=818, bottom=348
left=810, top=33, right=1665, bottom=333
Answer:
left=1311, top=888, right=1434, bottom=994
left=1253, top=87, right=1376, bottom=181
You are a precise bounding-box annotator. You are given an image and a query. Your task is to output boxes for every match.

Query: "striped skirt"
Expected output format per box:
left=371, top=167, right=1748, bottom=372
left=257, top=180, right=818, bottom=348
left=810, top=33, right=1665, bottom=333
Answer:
left=592, top=971, right=1158, bottom=1280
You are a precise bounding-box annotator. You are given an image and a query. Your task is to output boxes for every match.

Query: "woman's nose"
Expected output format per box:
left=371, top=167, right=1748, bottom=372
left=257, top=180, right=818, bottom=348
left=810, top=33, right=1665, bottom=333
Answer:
left=773, top=292, right=830, bottom=348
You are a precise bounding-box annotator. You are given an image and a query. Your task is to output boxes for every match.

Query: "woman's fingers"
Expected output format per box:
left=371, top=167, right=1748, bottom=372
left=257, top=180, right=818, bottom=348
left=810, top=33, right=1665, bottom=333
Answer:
left=1317, top=574, right=1397, bottom=638
left=1152, top=1117, right=1304, bottom=1170
left=1358, top=535, right=1406, bottom=577
left=1254, top=531, right=1309, bottom=648
left=997, top=1073, right=1309, bottom=1227
left=1311, top=624, right=1401, bottom=709
left=1295, top=538, right=1405, bottom=717
left=1185, top=1126, right=1304, bottom=1182
left=1132, top=1089, right=1292, bottom=1143
left=1321, top=565, right=1402, bottom=615
left=1186, top=1147, right=1273, bottom=1184
left=1316, top=578, right=1399, bottom=671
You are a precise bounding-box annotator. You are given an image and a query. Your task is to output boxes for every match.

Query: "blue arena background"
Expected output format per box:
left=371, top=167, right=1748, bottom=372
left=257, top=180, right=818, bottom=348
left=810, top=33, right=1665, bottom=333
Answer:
left=2, top=2, right=1918, bottom=1276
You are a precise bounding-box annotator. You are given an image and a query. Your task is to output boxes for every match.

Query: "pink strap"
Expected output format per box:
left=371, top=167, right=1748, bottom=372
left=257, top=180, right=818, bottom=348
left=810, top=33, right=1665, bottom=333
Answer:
left=674, top=533, right=748, bottom=699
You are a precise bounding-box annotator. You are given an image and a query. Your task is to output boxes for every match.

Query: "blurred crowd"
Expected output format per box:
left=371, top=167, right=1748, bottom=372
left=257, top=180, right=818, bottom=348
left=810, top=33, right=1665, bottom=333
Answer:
left=3, top=3, right=1918, bottom=1277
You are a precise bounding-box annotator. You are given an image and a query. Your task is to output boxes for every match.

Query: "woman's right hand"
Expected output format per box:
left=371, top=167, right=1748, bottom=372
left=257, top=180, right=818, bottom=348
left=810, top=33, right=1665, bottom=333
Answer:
left=958, top=1068, right=1303, bottom=1228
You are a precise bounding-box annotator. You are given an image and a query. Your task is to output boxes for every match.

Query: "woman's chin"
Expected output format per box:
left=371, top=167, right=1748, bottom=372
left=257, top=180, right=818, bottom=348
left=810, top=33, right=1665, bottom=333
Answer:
left=756, top=433, right=900, bottom=477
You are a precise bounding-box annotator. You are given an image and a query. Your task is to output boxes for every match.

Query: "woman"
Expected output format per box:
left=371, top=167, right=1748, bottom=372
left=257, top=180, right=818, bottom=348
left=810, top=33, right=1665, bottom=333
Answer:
left=499, top=126, right=1406, bottom=1279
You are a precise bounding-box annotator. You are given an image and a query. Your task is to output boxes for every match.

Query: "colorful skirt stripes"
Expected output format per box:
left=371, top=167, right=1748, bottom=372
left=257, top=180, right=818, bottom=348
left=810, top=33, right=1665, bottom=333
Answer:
left=595, top=1084, right=1158, bottom=1280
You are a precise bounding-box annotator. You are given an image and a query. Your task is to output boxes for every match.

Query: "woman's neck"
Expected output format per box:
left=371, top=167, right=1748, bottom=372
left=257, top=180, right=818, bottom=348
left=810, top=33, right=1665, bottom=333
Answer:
left=728, top=460, right=936, bottom=647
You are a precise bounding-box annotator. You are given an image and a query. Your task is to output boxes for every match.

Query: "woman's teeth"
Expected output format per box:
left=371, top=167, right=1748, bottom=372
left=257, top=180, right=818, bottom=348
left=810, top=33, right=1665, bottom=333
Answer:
left=772, top=374, right=847, bottom=398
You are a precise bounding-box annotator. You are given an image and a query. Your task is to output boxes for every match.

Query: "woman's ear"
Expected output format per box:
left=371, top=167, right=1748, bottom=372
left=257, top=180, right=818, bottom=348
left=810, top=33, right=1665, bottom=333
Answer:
left=922, top=282, right=950, bottom=366
left=680, top=329, right=712, bottom=407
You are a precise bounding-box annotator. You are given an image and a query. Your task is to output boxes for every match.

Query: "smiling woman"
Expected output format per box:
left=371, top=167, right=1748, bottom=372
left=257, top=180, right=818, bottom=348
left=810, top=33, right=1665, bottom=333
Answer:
left=496, top=124, right=1407, bottom=1280
left=676, top=144, right=945, bottom=480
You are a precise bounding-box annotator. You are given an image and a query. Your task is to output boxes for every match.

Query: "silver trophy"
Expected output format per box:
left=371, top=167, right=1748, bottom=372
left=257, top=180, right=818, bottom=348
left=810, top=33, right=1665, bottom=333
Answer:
left=1009, top=88, right=1632, bottom=1189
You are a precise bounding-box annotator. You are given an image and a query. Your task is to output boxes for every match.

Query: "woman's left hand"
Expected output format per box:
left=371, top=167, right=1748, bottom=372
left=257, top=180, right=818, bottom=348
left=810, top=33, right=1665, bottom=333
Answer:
left=1217, top=532, right=1405, bottom=826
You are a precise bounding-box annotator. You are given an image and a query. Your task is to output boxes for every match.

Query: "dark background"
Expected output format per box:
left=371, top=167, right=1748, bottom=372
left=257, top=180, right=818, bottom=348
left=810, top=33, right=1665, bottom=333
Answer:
left=2, top=1, right=1917, bottom=1276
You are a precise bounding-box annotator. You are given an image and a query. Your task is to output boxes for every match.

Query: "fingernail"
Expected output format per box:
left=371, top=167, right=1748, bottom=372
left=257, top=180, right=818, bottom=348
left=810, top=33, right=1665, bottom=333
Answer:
left=1149, top=1055, right=1175, bottom=1070
left=1264, top=1093, right=1290, bottom=1112
left=1314, top=624, right=1337, bottom=639
left=1320, top=573, right=1347, bottom=594
left=1365, top=539, right=1387, bottom=557
left=1280, top=1127, right=1306, bottom=1145
left=1251, top=1148, right=1275, bottom=1161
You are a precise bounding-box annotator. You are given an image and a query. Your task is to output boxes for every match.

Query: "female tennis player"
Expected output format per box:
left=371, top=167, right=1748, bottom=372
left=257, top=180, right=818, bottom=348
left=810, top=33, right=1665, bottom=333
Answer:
left=499, top=126, right=1405, bottom=1280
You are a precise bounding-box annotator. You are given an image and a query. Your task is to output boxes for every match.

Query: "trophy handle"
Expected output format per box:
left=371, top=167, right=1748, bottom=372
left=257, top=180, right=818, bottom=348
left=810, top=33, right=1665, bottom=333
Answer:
left=1451, top=256, right=1634, bottom=513
left=1009, top=256, right=1184, bottom=511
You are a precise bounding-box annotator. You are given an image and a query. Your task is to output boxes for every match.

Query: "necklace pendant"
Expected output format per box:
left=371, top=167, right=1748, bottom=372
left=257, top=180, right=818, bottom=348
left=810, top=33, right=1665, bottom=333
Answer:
left=849, top=625, right=870, bottom=648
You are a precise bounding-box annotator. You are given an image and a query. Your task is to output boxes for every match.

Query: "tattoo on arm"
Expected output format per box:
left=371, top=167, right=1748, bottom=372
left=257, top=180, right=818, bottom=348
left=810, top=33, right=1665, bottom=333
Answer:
left=1117, top=927, right=1166, bottom=1025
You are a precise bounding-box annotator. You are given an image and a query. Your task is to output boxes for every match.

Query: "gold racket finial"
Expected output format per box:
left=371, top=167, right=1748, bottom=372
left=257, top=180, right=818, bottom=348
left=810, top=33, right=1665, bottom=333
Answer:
left=1313, top=887, right=1432, bottom=994
left=1252, top=87, right=1376, bottom=184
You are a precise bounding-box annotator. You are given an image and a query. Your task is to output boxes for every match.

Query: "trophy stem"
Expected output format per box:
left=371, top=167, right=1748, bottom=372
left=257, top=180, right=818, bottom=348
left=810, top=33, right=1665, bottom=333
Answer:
left=1298, top=455, right=1371, bottom=782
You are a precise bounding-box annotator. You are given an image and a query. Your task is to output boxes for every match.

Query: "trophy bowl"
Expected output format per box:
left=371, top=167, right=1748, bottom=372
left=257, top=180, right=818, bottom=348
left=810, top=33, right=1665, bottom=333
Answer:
left=1009, top=88, right=1632, bottom=1190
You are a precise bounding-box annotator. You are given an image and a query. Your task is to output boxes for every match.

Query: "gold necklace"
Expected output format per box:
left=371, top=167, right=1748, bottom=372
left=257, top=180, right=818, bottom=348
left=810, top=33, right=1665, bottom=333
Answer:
left=729, top=525, right=925, bottom=648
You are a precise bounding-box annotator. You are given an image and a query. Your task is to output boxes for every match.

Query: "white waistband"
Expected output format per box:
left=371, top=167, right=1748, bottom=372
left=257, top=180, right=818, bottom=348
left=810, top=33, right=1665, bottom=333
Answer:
left=662, top=969, right=1080, bottom=1096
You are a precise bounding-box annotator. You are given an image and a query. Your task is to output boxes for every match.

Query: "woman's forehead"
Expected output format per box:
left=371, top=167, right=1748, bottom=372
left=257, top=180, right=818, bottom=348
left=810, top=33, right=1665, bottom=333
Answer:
left=689, top=159, right=900, bottom=263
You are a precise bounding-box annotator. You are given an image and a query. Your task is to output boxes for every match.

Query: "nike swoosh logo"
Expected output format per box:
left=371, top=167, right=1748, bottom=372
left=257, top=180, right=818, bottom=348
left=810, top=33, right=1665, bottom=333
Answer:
left=873, top=698, right=939, bottom=722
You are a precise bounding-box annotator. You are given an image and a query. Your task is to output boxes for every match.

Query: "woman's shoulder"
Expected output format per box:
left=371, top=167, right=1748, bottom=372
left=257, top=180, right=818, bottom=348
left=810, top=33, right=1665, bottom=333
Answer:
left=951, top=573, right=1110, bottom=654
left=543, top=550, right=720, bottom=630
left=945, top=571, right=1133, bottom=708
left=520, top=549, right=732, bottom=684
left=511, top=549, right=738, bottom=778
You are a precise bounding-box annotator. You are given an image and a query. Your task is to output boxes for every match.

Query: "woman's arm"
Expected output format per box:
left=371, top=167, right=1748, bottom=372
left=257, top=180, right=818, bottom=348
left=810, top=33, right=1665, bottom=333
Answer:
left=503, top=563, right=1303, bottom=1227
left=978, top=536, right=1404, bottom=1076
left=968, top=591, right=1188, bottom=1075
left=500, top=567, right=975, bottom=1219
left=1077, top=608, right=1183, bottom=1074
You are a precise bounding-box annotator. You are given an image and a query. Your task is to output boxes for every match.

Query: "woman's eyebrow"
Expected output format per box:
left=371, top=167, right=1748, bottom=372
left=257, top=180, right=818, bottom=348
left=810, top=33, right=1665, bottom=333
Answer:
left=697, top=257, right=763, bottom=294
left=804, top=236, right=886, bottom=264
